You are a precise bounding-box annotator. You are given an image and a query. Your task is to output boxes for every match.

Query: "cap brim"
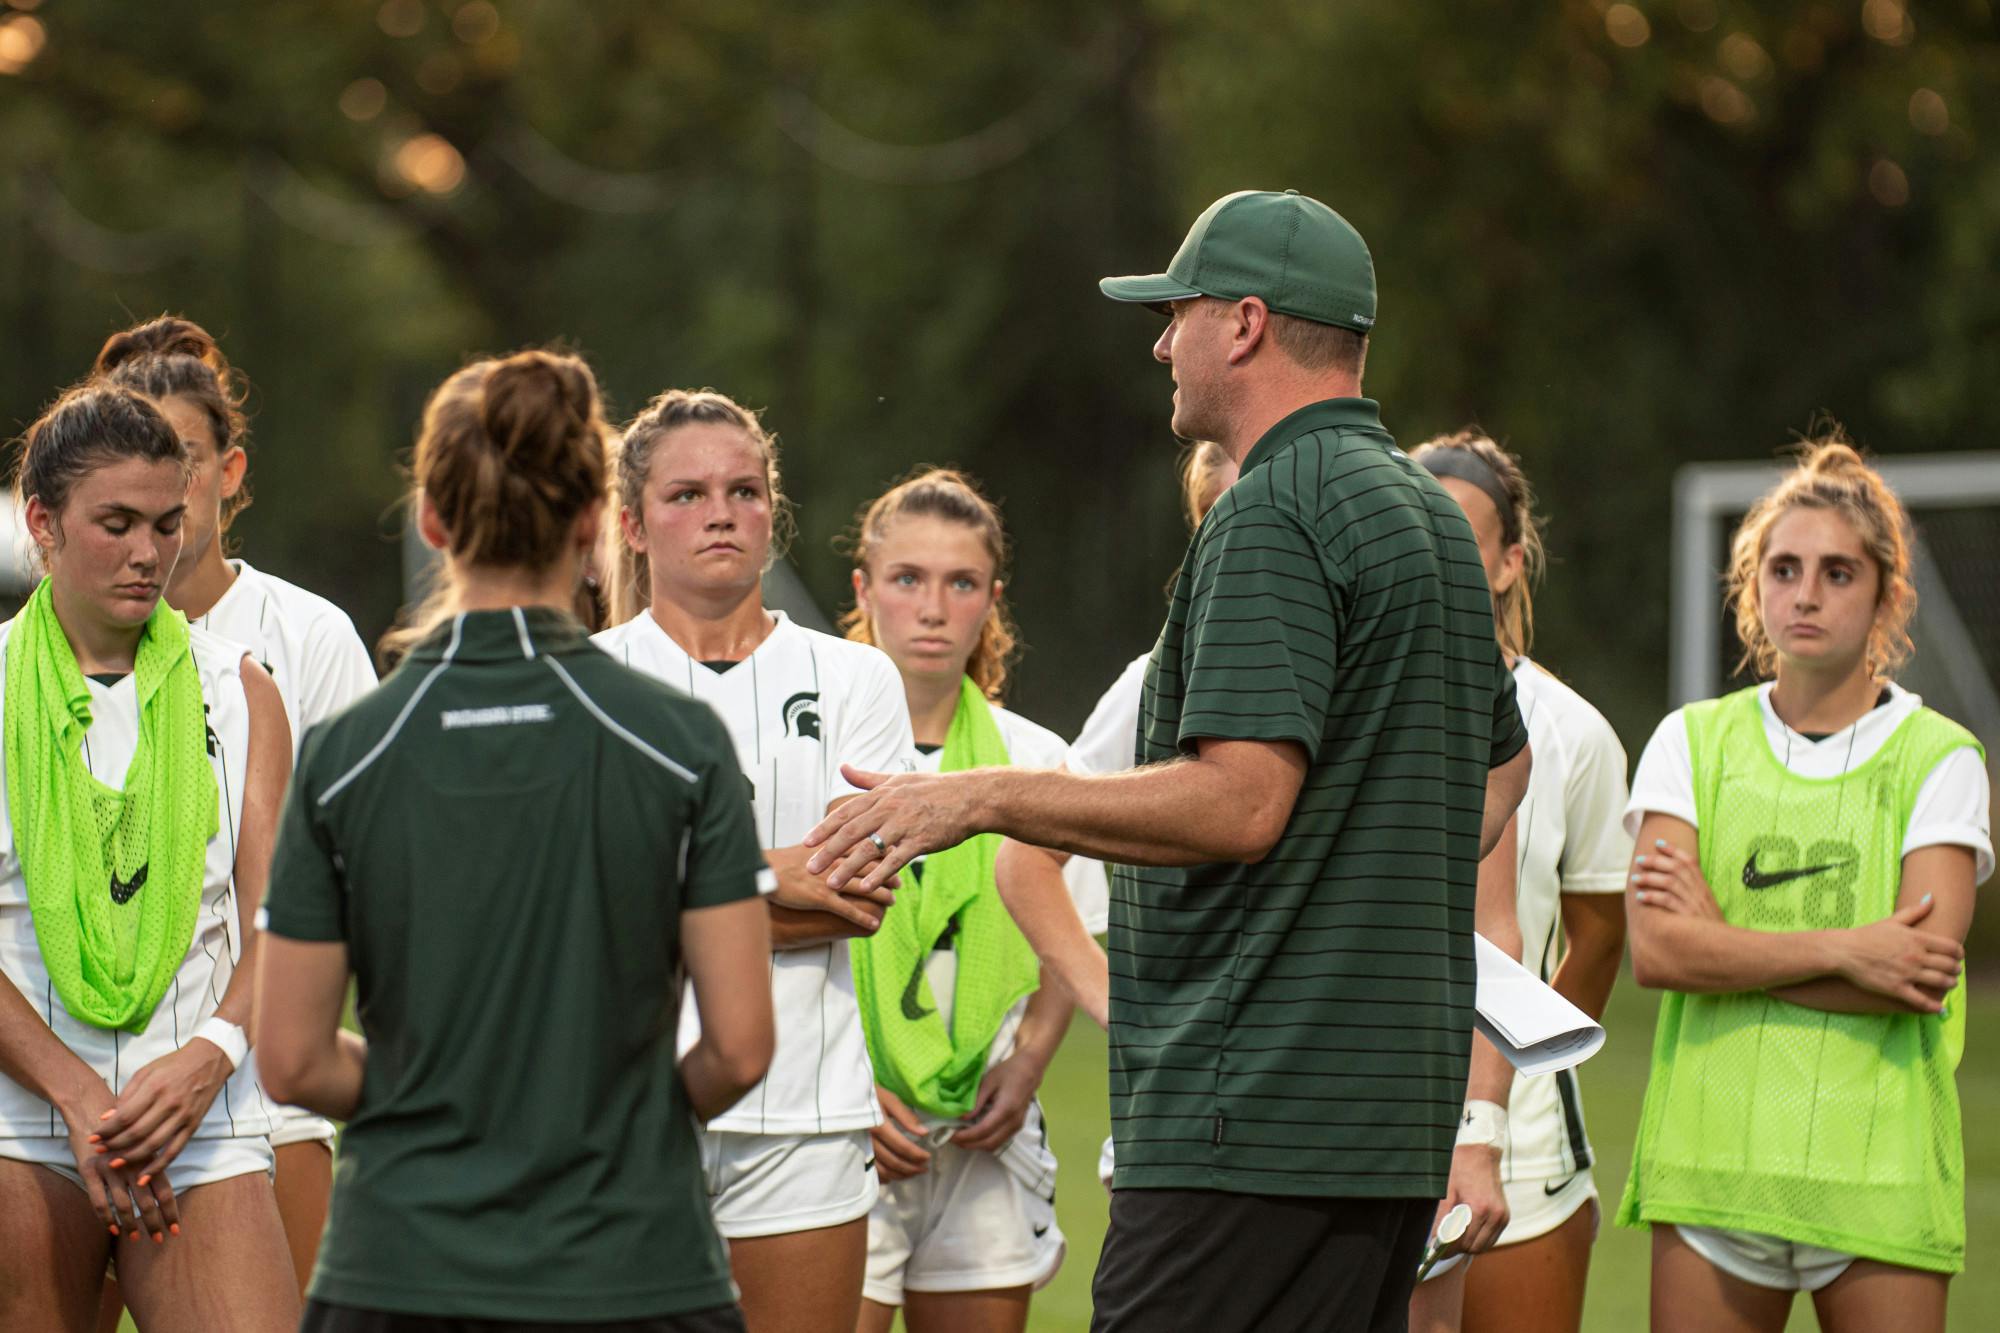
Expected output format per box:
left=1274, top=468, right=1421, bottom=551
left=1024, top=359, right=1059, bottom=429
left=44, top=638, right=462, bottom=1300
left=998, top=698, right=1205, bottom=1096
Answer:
left=1099, top=273, right=1203, bottom=313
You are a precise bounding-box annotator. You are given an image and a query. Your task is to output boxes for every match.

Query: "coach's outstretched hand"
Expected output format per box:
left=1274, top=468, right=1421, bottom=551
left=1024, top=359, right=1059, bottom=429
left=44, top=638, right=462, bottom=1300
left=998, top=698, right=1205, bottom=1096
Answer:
left=805, top=766, right=987, bottom=892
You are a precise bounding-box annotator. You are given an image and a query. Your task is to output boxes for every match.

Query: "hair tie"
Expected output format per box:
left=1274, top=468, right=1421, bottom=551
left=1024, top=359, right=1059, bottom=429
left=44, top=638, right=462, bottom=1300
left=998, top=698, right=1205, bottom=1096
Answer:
left=1420, top=447, right=1519, bottom=543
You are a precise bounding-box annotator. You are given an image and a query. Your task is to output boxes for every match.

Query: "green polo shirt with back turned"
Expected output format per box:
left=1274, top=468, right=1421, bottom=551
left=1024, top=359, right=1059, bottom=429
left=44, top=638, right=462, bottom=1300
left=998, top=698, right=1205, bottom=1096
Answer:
left=260, top=607, right=767, bottom=1322
left=1109, top=398, right=1527, bottom=1200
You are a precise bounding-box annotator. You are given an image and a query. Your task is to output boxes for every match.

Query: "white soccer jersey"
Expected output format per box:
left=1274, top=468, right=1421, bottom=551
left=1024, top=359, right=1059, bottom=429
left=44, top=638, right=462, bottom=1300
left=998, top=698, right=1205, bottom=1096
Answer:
left=196, top=558, right=375, bottom=1144
left=594, top=609, right=915, bottom=1135
left=194, top=559, right=377, bottom=754
left=0, top=623, right=279, bottom=1141
left=1498, top=659, right=1631, bottom=1186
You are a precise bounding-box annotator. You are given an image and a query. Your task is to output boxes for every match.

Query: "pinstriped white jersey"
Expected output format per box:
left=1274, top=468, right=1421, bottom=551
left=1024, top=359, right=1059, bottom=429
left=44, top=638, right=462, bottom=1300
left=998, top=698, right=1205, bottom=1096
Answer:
left=1499, top=659, right=1631, bottom=1185
left=593, top=610, right=916, bottom=1135
left=0, top=621, right=279, bottom=1139
left=195, top=559, right=377, bottom=756
left=196, top=559, right=375, bottom=1140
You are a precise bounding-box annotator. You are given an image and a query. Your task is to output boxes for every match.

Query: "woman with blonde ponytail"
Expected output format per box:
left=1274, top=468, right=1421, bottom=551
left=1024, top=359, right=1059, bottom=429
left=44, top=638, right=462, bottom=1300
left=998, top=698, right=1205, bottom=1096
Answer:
left=256, top=352, right=774, bottom=1332
left=593, top=389, right=915, bottom=1333
left=840, top=468, right=1077, bottom=1333
left=1621, top=433, right=1990, bottom=1332
left=1407, top=431, right=1632, bottom=1333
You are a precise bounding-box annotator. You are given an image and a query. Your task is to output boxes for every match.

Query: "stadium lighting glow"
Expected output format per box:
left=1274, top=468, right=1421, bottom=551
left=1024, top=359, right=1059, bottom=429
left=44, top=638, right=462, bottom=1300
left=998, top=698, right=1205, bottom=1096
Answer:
left=1604, top=4, right=1651, bottom=48
left=394, top=133, right=467, bottom=195
left=339, top=77, right=389, bottom=122
left=1909, top=88, right=1950, bottom=136
left=0, top=13, right=45, bottom=74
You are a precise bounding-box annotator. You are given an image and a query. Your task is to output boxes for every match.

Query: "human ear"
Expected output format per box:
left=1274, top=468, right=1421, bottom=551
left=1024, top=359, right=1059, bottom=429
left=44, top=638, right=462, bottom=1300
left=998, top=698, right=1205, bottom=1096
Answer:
left=218, top=446, right=249, bottom=501
left=23, top=495, right=60, bottom=556
left=1228, top=297, right=1271, bottom=366
left=415, top=491, right=450, bottom=552
left=1492, top=544, right=1525, bottom=597
left=619, top=503, right=648, bottom=556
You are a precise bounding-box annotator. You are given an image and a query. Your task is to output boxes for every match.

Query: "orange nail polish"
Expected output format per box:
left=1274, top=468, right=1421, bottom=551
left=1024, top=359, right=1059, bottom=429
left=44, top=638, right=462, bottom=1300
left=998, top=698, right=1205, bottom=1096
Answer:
left=137, top=1175, right=151, bottom=1187
left=109, top=1225, right=121, bottom=1235
left=99, top=1110, right=114, bottom=1121
left=87, top=1134, right=101, bottom=1144
left=128, top=1229, right=139, bottom=1240
left=169, top=1223, right=180, bottom=1235
left=109, top=1158, right=126, bottom=1169
left=153, top=1232, right=164, bottom=1243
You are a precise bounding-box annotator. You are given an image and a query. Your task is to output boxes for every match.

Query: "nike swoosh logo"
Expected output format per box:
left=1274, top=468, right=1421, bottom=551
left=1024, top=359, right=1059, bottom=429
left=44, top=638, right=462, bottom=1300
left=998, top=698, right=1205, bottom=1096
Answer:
left=864, top=1157, right=877, bottom=1173
left=1033, top=1223, right=1051, bottom=1237
left=901, top=966, right=933, bottom=1021
left=1742, top=852, right=1855, bottom=890
left=109, top=864, right=148, bottom=906
left=1543, top=1172, right=1580, bottom=1197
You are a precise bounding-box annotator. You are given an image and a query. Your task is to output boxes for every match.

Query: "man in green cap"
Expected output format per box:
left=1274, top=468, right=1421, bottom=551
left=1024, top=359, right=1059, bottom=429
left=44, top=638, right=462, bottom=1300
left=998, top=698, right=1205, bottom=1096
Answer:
left=805, top=189, right=1532, bottom=1331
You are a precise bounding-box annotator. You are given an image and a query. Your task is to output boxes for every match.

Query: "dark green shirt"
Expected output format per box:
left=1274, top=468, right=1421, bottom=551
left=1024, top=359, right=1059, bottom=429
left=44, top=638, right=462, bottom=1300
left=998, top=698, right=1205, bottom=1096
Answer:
left=1110, top=398, right=1527, bottom=1200
left=261, top=608, right=765, bottom=1321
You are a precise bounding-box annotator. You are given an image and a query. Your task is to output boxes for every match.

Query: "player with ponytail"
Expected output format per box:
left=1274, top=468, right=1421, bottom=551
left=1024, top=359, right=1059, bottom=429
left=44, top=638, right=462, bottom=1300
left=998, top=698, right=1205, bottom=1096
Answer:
left=840, top=468, right=1076, bottom=1333
left=93, top=314, right=376, bottom=1295
left=1621, top=434, right=1990, bottom=1332
left=0, top=381, right=299, bottom=1330
left=594, top=388, right=914, bottom=1333
left=1407, top=432, right=1632, bottom=1333
left=256, top=351, right=773, bottom=1332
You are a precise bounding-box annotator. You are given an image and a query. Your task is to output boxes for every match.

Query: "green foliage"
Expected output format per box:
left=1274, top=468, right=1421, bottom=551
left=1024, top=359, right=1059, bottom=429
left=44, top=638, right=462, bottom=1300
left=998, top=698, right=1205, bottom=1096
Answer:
left=4, top=0, right=1996, bottom=758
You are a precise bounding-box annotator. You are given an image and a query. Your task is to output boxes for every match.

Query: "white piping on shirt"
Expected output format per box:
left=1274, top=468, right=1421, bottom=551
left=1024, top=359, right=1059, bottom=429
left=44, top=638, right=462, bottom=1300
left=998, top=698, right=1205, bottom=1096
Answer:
left=542, top=655, right=698, bottom=784
left=318, top=615, right=465, bottom=805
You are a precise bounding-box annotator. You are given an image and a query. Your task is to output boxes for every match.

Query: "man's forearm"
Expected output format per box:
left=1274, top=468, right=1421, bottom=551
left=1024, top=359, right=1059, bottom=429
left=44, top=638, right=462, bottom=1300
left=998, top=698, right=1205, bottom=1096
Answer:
left=1768, top=977, right=1935, bottom=1014
left=974, top=758, right=1288, bottom=867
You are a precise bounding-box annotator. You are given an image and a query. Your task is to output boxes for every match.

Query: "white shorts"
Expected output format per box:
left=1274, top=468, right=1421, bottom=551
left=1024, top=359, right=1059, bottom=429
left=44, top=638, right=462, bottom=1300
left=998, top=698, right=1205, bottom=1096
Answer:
left=0, top=1132, right=273, bottom=1201
left=1676, top=1224, right=1856, bottom=1292
left=864, top=1131, right=1065, bottom=1304
left=701, top=1127, right=877, bottom=1240
left=1097, top=1134, right=1114, bottom=1193
left=268, top=1103, right=338, bottom=1150
left=1496, top=1165, right=1599, bottom=1247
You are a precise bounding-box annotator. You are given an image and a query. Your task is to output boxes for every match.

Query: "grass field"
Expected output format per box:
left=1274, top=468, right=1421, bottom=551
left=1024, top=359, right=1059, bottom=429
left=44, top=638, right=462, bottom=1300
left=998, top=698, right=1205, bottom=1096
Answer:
left=1023, top=975, right=2000, bottom=1332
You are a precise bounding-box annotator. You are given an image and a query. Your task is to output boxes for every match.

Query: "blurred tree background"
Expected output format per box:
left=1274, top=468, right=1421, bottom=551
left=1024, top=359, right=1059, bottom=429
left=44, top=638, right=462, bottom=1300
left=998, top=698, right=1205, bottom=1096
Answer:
left=2, top=0, right=1995, bottom=756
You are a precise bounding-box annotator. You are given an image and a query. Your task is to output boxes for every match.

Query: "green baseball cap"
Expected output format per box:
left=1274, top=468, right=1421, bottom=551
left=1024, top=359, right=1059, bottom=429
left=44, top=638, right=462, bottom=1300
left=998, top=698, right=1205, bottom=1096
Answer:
left=1099, top=189, right=1376, bottom=333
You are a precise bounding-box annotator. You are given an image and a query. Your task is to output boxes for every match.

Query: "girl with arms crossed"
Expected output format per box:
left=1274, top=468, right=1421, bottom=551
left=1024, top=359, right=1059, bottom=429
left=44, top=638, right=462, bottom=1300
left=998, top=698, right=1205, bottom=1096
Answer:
left=1408, top=432, right=1631, bottom=1333
left=842, top=469, right=1077, bottom=1333
left=0, top=383, right=297, bottom=1330
left=94, top=314, right=376, bottom=1293
left=257, top=351, right=774, bottom=1332
left=1621, top=436, right=1990, bottom=1333
left=595, top=390, right=914, bottom=1333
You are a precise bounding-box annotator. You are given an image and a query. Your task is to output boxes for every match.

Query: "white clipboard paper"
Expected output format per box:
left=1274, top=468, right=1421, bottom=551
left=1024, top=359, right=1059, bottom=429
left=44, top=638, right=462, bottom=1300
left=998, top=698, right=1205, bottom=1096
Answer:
left=1474, top=932, right=1605, bottom=1077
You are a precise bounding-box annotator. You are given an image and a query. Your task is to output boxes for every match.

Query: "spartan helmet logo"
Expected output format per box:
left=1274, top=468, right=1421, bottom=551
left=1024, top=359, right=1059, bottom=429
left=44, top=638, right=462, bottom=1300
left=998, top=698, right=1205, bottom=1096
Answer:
left=783, top=691, right=822, bottom=741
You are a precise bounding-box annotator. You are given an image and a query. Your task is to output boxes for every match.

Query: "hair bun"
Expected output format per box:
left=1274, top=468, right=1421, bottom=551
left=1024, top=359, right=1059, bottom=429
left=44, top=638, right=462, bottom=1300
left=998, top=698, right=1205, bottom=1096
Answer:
left=92, top=315, right=224, bottom=378
left=1800, top=438, right=1867, bottom=480
left=481, top=351, right=596, bottom=467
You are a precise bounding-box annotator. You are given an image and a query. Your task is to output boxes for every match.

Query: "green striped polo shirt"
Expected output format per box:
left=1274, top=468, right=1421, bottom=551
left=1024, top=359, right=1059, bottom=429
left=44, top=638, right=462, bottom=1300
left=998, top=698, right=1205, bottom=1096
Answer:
left=1109, top=397, right=1527, bottom=1200
left=260, top=607, right=766, bottom=1321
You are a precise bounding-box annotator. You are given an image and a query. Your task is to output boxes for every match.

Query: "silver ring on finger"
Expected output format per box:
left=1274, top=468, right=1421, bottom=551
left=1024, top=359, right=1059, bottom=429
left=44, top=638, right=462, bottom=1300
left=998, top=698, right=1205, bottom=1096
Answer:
left=868, top=833, right=888, bottom=854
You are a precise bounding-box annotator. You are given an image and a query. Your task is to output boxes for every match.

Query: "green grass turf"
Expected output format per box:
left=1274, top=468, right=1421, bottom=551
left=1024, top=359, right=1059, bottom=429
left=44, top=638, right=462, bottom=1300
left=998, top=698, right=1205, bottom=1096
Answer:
left=1023, top=974, right=2000, bottom=1332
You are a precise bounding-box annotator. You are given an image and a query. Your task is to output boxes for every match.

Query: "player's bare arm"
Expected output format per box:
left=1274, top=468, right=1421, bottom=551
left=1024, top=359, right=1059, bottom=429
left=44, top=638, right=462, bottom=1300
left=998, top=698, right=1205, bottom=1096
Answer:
left=1627, top=812, right=1964, bottom=1008
left=764, top=840, right=896, bottom=947
left=994, top=837, right=1108, bottom=1029
left=679, top=896, right=776, bottom=1121
left=1764, top=842, right=1975, bottom=1014
left=256, top=936, right=366, bottom=1120
left=805, top=735, right=1308, bottom=893
left=1481, top=742, right=1532, bottom=859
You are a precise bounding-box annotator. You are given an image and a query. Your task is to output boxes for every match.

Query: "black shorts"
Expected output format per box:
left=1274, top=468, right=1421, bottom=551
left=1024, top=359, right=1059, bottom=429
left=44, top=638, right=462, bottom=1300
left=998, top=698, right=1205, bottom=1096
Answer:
left=300, top=1300, right=746, bottom=1333
left=1090, top=1188, right=1435, bottom=1333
